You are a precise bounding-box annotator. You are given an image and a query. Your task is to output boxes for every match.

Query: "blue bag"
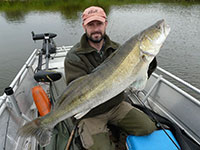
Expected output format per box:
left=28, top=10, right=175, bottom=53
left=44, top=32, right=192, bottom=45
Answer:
left=126, top=130, right=180, bottom=150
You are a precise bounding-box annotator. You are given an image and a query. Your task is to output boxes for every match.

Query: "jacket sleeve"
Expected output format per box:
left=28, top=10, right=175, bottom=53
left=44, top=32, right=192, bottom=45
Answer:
left=64, top=52, right=88, bottom=85
left=147, top=57, right=157, bottom=78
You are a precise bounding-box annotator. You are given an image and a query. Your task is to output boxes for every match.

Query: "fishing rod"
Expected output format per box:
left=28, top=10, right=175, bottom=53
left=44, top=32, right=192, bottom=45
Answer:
left=128, top=85, right=191, bottom=150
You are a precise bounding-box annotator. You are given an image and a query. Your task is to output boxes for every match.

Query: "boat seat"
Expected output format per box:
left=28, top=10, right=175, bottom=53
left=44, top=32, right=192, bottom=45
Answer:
left=34, top=70, right=62, bottom=82
left=126, top=129, right=180, bottom=150
left=50, top=72, right=67, bottom=100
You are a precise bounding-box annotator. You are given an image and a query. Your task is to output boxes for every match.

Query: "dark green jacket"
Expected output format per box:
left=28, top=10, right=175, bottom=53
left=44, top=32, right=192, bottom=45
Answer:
left=64, top=33, right=157, bottom=118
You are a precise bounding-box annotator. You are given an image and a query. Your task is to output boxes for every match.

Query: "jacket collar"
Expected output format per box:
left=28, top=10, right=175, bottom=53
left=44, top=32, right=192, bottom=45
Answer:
left=76, top=33, right=118, bottom=54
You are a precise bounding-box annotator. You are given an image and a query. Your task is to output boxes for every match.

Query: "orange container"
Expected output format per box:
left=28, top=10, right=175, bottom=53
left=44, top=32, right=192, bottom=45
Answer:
left=32, top=85, right=51, bottom=116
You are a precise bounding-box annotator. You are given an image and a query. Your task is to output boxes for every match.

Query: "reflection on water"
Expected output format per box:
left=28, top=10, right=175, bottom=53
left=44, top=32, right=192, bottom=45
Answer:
left=0, top=0, right=110, bottom=22
left=2, top=10, right=27, bottom=23
left=0, top=1, right=200, bottom=100
left=1, top=0, right=200, bottom=22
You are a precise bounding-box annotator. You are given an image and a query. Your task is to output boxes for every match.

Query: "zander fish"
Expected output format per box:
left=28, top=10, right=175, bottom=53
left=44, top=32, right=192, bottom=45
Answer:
left=18, top=19, right=170, bottom=147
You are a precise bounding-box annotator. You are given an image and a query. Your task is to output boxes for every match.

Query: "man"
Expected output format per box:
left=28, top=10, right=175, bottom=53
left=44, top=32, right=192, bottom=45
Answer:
left=64, top=6, right=157, bottom=150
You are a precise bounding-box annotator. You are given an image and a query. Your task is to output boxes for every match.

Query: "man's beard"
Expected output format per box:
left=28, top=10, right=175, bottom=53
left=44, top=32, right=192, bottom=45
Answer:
left=86, top=32, right=105, bottom=43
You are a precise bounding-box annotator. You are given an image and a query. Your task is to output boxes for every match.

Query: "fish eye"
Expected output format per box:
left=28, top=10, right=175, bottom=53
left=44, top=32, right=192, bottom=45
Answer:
left=142, top=55, right=145, bottom=60
left=157, top=25, right=161, bottom=29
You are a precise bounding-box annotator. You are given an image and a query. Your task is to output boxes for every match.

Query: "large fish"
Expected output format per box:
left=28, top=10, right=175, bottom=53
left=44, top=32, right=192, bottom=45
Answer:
left=18, top=19, right=170, bottom=147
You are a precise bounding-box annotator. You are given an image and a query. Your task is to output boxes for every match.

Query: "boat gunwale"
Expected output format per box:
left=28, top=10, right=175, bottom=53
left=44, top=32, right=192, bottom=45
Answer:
left=152, top=72, right=200, bottom=107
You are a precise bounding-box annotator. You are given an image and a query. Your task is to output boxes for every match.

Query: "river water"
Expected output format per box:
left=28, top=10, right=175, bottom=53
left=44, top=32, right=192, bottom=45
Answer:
left=0, top=3, right=200, bottom=99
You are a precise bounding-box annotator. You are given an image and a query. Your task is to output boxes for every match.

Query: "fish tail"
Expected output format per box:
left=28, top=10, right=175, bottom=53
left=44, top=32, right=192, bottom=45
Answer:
left=18, top=117, right=53, bottom=147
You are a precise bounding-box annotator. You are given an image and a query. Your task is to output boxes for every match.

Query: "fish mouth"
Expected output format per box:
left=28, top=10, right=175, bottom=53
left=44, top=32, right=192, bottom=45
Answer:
left=139, top=19, right=170, bottom=57
left=160, top=19, right=171, bottom=37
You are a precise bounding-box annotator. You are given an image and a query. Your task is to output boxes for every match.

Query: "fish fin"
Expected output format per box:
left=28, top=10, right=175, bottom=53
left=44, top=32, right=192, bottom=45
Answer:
left=130, top=74, right=148, bottom=91
left=17, top=117, right=53, bottom=147
left=74, top=109, right=91, bottom=119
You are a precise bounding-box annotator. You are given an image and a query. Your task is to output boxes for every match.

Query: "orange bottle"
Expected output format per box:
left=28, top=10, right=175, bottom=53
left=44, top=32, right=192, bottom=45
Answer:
left=32, top=85, right=51, bottom=116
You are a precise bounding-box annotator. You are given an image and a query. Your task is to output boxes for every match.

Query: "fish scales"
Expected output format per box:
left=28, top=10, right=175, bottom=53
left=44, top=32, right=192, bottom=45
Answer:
left=47, top=41, right=140, bottom=122
left=18, top=19, right=170, bottom=147
left=49, top=39, right=142, bottom=124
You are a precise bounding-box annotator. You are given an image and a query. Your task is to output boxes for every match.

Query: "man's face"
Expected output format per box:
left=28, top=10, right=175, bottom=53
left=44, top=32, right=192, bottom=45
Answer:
left=83, top=20, right=107, bottom=43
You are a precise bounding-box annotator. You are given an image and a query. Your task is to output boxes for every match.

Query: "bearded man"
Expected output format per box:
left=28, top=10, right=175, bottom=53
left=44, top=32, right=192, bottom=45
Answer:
left=64, top=6, right=157, bottom=150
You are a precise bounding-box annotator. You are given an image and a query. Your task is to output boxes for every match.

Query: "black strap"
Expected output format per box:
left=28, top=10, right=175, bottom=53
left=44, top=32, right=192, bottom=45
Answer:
left=132, top=104, right=192, bottom=150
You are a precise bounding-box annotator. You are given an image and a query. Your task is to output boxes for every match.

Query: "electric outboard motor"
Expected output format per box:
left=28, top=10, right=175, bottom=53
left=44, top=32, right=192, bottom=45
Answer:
left=32, top=31, right=57, bottom=70
left=32, top=32, right=57, bottom=54
left=42, top=39, right=56, bottom=54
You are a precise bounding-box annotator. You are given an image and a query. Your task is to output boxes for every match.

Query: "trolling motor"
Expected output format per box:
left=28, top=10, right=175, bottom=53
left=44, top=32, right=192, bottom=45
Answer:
left=31, top=32, right=62, bottom=116
left=32, top=31, right=57, bottom=70
left=31, top=31, right=62, bottom=83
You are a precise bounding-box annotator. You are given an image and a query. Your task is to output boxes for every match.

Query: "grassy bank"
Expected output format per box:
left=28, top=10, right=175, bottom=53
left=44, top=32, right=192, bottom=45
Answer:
left=0, top=0, right=199, bottom=21
left=1, top=0, right=200, bottom=12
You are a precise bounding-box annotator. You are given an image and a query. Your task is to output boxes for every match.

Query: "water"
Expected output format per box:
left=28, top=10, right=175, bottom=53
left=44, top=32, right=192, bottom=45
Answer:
left=0, top=3, right=200, bottom=99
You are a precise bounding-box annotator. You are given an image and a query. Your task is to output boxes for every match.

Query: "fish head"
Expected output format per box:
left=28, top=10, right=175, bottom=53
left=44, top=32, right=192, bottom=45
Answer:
left=139, top=19, right=170, bottom=61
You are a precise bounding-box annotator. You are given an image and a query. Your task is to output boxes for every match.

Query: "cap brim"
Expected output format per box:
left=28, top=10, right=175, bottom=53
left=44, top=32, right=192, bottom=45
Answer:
left=83, top=16, right=106, bottom=25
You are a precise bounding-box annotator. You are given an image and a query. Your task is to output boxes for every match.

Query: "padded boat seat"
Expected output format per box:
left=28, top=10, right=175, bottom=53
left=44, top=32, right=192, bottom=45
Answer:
left=126, top=130, right=180, bottom=150
left=34, top=70, right=62, bottom=82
